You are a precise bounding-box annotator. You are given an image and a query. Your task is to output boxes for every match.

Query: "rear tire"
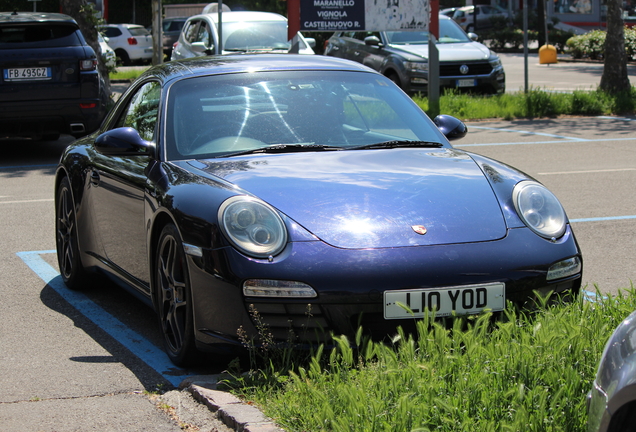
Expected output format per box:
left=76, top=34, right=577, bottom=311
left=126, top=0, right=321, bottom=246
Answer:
left=115, top=49, right=131, bottom=66
left=56, top=177, right=88, bottom=290
left=155, top=224, right=200, bottom=367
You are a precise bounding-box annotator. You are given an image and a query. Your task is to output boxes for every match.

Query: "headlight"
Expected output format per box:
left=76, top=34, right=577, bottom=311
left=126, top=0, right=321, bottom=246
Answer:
left=489, top=52, right=502, bottom=68
left=512, top=181, right=566, bottom=239
left=405, top=61, right=428, bottom=72
left=218, top=196, right=288, bottom=258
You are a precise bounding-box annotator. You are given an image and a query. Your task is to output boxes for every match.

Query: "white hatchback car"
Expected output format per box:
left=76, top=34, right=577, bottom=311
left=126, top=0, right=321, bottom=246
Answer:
left=98, top=33, right=116, bottom=68
left=100, top=24, right=153, bottom=65
left=171, top=11, right=315, bottom=60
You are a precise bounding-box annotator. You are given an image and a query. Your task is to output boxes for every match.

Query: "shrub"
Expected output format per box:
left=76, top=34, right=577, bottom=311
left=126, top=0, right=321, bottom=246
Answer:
left=566, top=29, right=606, bottom=59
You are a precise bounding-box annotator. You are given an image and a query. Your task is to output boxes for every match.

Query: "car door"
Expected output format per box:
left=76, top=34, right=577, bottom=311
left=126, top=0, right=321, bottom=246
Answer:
left=88, top=80, right=161, bottom=290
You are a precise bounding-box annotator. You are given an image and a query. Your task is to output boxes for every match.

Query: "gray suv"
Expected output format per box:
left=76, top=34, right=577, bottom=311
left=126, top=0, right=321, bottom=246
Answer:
left=324, top=15, right=505, bottom=95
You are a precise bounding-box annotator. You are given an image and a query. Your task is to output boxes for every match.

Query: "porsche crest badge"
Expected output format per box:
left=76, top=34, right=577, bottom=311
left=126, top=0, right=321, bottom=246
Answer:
left=412, top=225, right=428, bottom=235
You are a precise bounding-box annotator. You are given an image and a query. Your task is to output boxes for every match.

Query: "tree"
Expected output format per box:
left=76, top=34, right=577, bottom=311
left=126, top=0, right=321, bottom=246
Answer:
left=600, top=0, right=631, bottom=93
left=60, top=0, right=111, bottom=96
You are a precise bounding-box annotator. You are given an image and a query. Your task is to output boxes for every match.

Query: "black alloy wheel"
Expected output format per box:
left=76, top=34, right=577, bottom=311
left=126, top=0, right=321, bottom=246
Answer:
left=155, top=224, right=199, bottom=366
left=56, top=177, right=87, bottom=289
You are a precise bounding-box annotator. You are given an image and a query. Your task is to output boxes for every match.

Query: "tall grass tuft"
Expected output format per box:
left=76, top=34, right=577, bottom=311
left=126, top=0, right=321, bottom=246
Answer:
left=225, top=288, right=636, bottom=432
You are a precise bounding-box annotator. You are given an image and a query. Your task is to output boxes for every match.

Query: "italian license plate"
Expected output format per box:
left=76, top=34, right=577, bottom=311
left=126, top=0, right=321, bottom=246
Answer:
left=457, top=79, right=476, bottom=87
left=384, top=282, right=505, bottom=319
left=4, top=67, right=51, bottom=81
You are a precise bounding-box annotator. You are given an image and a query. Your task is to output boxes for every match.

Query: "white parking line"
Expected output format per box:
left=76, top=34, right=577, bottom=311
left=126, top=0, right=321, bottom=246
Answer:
left=0, top=198, right=54, bottom=204
left=538, top=168, right=636, bottom=175
left=466, top=126, right=588, bottom=141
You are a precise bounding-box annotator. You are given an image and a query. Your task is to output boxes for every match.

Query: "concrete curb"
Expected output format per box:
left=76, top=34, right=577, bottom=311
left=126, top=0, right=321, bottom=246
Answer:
left=179, top=376, right=285, bottom=432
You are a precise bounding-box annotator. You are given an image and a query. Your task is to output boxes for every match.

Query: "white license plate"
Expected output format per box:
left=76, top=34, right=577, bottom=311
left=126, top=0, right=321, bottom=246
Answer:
left=384, top=282, right=505, bottom=319
left=457, top=79, right=476, bottom=87
left=4, top=67, right=51, bottom=81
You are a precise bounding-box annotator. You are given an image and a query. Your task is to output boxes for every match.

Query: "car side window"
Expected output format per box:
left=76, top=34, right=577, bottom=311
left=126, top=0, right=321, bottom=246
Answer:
left=195, top=20, right=210, bottom=46
left=103, top=27, right=122, bottom=38
left=184, top=20, right=200, bottom=43
left=116, top=81, right=161, bottom=142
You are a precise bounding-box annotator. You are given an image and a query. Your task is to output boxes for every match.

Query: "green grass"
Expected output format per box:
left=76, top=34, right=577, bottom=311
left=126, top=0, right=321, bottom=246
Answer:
left=223, top=287, right=636, bottom=431
left=415, top=87, right=636, bottom=120
left=109, top=68, right=148, bottom=81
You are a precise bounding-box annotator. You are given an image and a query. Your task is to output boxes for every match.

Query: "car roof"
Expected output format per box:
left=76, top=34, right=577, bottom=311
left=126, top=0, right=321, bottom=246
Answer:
left=152, top=54, right=377, bottom=83
left=104, top=23, right=146, bottom=28
left=190, top=11, right=287, bottom=23
left=0, top=11, right=77, bottom=25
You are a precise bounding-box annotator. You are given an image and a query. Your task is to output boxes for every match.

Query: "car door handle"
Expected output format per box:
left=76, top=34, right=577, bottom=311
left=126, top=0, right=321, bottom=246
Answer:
left=90, top=170, right=100, bottom=186
left=354, top=51, right=360, bottom=56
left=331, top=45, right=339, bottom=50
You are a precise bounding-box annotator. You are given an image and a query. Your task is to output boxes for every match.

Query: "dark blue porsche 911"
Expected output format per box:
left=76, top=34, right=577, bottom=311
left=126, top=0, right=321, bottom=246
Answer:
left=55, top=54, right=582, bottom=366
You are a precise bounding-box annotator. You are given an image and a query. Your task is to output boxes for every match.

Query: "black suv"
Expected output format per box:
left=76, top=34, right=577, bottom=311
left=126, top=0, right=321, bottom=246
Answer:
left=0, top=11, right=109, bottom=140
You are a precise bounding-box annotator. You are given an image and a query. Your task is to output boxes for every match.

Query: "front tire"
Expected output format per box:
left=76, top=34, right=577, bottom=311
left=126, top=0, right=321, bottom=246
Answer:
left=155, top=224, right=200, bottom=367
left=56, top=177, right=88, bottom=289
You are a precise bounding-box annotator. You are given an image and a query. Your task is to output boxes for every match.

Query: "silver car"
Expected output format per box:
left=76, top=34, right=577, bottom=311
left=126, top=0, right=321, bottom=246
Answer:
left=451, top=5, right=513, bottom=33
left=171, top=11, right=315, bottom=60
left=587, top=309, right=636, bottom=432
left=324, top=15, right=505, bottom=95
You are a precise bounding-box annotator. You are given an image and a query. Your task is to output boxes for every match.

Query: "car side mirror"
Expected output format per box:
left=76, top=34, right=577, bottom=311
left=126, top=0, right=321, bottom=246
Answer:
left=191, top=41, right=214, bottom=55
left=95, top=127, right=156, bottom=157
left=305, top=37, right=316, bottom=48
left=364, top=35, right=382, bottom=47
left=467, top=32, right=478, bottom=41
left=433, top=115, right=468, bottom=141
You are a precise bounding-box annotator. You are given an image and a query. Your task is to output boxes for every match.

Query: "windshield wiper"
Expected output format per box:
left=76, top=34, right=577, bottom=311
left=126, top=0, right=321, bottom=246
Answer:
left=221, top=144, right=343, bottom=157
left=350, top=140, right=444, bottom=150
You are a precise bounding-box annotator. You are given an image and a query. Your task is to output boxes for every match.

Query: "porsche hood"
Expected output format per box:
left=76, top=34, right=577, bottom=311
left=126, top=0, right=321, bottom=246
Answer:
left=197, top=148, right=508, bottom=249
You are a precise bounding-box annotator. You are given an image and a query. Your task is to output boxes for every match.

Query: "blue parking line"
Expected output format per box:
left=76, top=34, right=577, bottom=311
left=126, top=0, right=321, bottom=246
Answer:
left=17, top=250, right=191, bottom=388
left=570, top=215, right=636, bottom=223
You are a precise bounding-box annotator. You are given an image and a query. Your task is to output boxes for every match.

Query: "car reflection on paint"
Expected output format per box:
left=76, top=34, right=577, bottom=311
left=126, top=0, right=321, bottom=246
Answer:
left=55, top=54, right=582, bottom=366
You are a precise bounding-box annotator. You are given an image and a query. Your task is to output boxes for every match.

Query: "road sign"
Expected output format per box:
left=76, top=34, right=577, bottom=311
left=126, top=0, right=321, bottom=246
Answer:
left=299, top=0, right=430, bottom=32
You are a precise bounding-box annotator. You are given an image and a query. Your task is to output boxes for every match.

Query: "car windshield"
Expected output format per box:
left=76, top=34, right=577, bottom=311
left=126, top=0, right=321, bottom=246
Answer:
left=221, top=21, right=306, bottom=51
left=385, top=19, right=471, bottom=45
left=128, top=26, right=150, bottom=36
left=165, top=70, right=447, bottom=160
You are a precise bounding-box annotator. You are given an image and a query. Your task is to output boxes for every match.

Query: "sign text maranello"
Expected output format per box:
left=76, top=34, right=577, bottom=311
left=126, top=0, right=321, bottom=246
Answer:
left=300, top=0, right=430, bottom=32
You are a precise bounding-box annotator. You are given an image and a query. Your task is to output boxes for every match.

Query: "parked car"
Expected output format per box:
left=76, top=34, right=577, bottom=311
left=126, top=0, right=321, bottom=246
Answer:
left=451, top=5, right=513, bottom=32
left=587, top=310, right=636, bottom=432
left=147, top=17, right=187, bottom=58
left=55, top=54, right=582, bottom=366
left=323, top=15, right=505, bottom=95
left=98, top=32, right=116, bottom=69
left=171, top=11, right=315, bottom=60
left=161, top=17, right=186, bottom=58
left=0, top=11, right=109, bottom=140
left=440, top=7, right=459, bottom=17
left=100, top=23, right=153, bottom=65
